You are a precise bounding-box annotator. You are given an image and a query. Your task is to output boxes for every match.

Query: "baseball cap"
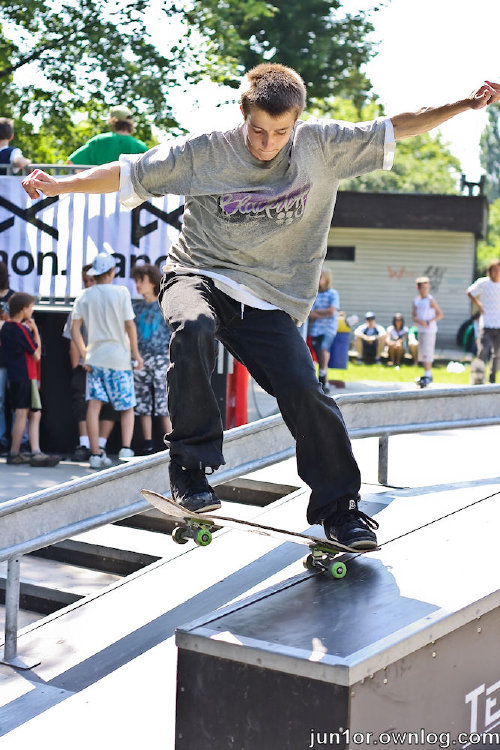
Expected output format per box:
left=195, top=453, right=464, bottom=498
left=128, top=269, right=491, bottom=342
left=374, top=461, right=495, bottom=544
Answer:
left=109, top=104, right=132, bottom=121
left=87, top=252, right=116, bottom=276
left=365, top=311, right=376, bottom=319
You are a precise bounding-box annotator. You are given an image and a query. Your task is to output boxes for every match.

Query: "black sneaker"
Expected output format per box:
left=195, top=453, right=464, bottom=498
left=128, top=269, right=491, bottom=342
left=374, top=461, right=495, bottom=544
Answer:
left=169, top=459, right=221, bottom=513
left=73, top=445, right=91, bottom=462
left=323, top=502, right=379, bottom=550
left=318, top=375, right=331, bottom=394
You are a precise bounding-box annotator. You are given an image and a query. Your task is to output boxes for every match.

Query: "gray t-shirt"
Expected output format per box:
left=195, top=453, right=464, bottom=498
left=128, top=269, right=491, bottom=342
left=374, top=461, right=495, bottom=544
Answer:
left=120, top=117, right=390, bottom=323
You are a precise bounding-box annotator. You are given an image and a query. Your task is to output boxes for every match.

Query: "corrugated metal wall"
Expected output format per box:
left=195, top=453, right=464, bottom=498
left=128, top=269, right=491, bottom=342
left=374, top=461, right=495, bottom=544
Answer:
left=325, top=227, right=475, bottom=347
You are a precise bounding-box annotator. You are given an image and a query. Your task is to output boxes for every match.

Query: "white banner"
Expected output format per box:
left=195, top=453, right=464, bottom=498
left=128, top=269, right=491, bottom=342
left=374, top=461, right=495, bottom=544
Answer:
left=0, top=177, right=183, bottom=299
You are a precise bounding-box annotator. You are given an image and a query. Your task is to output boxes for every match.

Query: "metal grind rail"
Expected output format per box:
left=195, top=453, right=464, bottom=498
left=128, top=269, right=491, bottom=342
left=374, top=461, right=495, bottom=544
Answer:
left=1, top=385, right=500, bottom=667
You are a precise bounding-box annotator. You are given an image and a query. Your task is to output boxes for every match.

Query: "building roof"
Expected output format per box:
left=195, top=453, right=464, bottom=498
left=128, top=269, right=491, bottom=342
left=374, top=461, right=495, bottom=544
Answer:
left=332, top=192, right=488, bottom=239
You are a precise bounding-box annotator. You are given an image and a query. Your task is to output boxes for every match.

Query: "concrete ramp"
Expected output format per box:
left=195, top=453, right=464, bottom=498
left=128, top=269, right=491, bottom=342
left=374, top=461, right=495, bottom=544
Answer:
left=175, top=484, right=500, bottom=750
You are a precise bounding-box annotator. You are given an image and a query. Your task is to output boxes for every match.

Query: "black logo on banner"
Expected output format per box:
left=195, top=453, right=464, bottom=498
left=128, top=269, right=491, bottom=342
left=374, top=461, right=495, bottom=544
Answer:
left=0, top=195, right=59, bottom=238
left=131, top=202, right=183, bottom=247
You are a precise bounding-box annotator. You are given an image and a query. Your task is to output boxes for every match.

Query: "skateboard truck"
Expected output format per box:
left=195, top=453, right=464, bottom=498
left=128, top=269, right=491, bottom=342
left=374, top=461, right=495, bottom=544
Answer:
left=172, top=519, right=214, bottom=547
left=303, top=546, right=347, bottom=579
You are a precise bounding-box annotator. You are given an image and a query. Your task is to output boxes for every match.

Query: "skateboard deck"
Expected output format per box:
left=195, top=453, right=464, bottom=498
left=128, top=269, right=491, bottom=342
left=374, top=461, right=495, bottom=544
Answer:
left=141, top=489, right=376, bottom=579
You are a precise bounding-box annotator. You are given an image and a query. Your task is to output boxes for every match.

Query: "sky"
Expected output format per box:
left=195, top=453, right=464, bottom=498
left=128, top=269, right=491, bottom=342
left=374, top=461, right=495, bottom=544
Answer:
left=171, top=0, right=500, bottom=182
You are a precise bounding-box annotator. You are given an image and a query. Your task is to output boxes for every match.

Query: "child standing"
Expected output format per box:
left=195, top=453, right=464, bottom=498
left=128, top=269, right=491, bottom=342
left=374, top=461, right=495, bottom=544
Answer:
left=131, top=263, right=172, bottom=454
left=412, top=276, right=443, bottom=387
left=308, top=269, right=339, bottom=394
left=70, top=252, right=143, bottom=468
left=0, top=293, right=59, bottom=466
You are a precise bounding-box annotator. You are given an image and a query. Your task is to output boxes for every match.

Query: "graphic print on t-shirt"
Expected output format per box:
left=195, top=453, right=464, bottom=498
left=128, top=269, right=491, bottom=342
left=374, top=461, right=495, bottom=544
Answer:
left=217, top=183, right=310, bottom=226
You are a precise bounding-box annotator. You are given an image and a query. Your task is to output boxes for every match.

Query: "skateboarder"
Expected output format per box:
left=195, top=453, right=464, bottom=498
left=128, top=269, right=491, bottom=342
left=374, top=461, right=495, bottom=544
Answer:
left=21, top=67, right=500, bottom=549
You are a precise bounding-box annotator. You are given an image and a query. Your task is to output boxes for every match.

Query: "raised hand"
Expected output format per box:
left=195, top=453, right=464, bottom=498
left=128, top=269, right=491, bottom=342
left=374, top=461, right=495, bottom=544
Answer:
left=470, top=81, right=500, bottom=110
left=21, top=169, right=62, bottom=200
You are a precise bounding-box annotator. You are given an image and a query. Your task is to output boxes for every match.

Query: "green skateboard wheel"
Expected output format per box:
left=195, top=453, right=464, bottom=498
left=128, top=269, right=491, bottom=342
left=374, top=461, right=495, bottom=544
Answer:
left=194, top=527, right=212, bottom=547
left=330, top=560, right=347, bottom=579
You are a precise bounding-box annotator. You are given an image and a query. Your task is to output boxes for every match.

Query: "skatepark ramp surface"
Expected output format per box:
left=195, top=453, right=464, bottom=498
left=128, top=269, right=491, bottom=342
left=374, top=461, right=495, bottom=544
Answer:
left=1, top=385, right=499, bottom=667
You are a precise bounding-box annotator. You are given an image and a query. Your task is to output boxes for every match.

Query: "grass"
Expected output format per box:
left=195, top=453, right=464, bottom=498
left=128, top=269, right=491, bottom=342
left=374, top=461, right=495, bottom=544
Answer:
left=327, top=359, right=471, bottom=386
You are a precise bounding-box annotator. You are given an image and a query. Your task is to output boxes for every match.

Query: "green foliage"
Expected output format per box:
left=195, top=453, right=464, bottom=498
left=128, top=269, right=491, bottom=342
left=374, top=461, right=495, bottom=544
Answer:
left=0, top=0, right=191, bottom=162
left=480, top=108, right=500, bottom=202
left=342, top=131, right=461, bottom=194
left=184, top=0, right=378, bottom=109
left=308, top=97, right=461, bottom=195
left=476, top=197, right=500, bottom=275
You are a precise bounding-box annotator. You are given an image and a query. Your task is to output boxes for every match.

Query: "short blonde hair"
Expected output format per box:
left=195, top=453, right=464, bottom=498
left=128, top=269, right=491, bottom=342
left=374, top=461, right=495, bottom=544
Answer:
left=320, top=268, right=332, bottom=286
left=239, top=64, right=306, bottom=117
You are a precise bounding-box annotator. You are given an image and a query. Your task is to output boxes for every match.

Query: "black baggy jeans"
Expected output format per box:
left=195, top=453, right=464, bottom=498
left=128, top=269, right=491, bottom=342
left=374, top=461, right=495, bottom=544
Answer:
left=159, top=273, right=361, bottom=525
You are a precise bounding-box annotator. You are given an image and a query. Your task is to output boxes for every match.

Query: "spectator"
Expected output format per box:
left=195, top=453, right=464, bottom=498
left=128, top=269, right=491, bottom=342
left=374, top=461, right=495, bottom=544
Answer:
left=466, top=259, right=500, bottom=384
left=67, top=105, right=148, bottom=166
left=0, top=118, right=30, bottom=174
left=407, top=325, right=419, bottom=364
left=456, top=311, right=481, bottom=356
left=62, top=263, right=116, bottom=461
left=0, top=293, right=59, bottom=466
left=385, top=313, right=408, bottom=368
left=0, top=261, right=16, bottom=453
left=70, top=252, right=143, bottom=469
left=412, top=276, right=443, bottom=387
left=131, top=263, right=172, bottom=454
left=354, top=313, right=386, bottom=364
left=308, top=269, right=339, bottom=394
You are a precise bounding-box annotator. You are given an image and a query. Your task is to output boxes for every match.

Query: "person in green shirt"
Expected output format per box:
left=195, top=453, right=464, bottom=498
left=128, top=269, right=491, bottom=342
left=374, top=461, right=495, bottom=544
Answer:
left=67, top=105, right=148, bottom=166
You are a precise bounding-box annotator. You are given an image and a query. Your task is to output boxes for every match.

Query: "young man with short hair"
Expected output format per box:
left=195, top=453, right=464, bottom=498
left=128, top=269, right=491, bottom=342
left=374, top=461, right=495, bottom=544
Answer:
left=21, top=66, right=500, bottom=548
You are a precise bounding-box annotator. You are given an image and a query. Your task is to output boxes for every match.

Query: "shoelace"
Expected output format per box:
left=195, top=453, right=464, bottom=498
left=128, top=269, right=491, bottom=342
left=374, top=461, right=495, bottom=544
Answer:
left=352, top=509, right=379, bottom=530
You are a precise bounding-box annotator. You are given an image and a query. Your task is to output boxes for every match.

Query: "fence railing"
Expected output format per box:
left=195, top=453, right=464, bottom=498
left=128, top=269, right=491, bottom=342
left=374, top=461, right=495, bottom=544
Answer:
left=1, top=163, right=95, bottom=176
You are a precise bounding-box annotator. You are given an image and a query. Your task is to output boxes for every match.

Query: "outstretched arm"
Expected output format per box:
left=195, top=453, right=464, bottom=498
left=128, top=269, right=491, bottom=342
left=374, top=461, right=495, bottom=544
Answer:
left=22, top=162, right=120, bottom=200
left=391, top=81, right=500, bottom=140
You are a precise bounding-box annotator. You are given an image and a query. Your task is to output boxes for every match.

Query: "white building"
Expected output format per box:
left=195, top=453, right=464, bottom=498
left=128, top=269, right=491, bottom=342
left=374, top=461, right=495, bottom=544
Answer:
left=326, top=192, right=488, bottom=347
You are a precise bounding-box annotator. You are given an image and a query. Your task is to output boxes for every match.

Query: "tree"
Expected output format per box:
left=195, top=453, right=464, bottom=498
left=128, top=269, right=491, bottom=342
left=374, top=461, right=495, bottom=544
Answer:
left=1, top=0, right=382, bottom=163
left=308, top=98, right=461, bottom=194
left=184, top=0, right=379, bottom=111
left=477, top=197, right=500, bottom=275
left=0, top=0, right=197, bottom=161
left=480, top=108, right=500, bottom=202
left=341, top=132, right=461, bottom=194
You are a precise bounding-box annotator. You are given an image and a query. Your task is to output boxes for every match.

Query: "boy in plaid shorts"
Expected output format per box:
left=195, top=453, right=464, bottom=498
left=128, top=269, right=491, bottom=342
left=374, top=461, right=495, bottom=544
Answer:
left=71, top=252, right=143, bottom=468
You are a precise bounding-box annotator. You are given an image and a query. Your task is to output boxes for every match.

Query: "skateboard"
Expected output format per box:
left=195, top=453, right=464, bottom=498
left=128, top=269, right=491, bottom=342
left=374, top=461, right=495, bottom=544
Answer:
left=470, top=357, right=486, bottom=385
left=141, top=489, right=376, bottom=579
